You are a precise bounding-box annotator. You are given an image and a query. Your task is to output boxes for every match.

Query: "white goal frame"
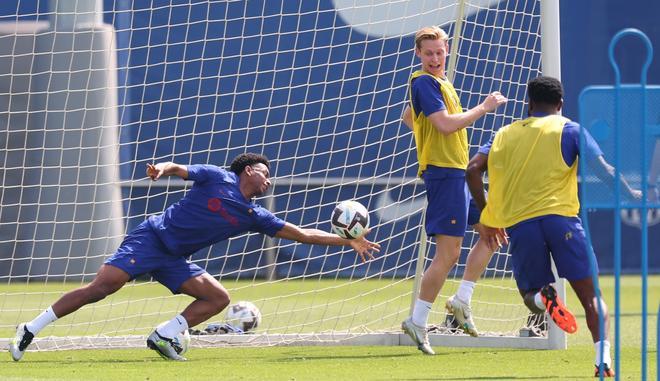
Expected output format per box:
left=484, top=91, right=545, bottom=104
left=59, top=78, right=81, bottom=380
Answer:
left=0, top=0, right=567, bottom=352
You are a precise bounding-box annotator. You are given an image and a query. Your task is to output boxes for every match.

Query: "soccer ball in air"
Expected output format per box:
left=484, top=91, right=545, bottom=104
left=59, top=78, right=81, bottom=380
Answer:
left=331, top=200, right=370, bottom=239
left=225, top=301, right=262, bottom=332
left=156, top=321, right=191, bottom=354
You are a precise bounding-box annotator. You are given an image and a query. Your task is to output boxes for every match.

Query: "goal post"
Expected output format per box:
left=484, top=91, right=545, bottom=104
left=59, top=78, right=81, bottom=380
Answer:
left=0, top=0, right=564, bottom=351
left=539, top=0, right=568, bottom=350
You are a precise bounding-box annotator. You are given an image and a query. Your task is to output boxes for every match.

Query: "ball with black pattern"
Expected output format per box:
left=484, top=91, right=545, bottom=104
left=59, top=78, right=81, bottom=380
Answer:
left=225, top=301, right=262, bottom=332
left=330, top=200, right=370, bottom=239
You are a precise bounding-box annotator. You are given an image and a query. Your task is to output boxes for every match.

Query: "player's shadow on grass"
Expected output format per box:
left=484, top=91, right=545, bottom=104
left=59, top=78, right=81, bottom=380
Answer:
left=269, top=348, right=544, bottom=363
left=271, top=352, right=444, bottom=362
left=14, top=357, right=183, bottom=364
left=395, top=377, right=559, bottom=380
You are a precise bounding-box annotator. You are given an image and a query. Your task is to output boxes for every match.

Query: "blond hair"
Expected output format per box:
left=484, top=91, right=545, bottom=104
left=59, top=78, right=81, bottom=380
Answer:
left=414, top=26, right=448, bottom=50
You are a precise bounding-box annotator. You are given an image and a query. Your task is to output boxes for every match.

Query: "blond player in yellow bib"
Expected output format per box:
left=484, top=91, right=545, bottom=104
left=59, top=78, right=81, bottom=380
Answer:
left=399, top=26, right=507, bottom=355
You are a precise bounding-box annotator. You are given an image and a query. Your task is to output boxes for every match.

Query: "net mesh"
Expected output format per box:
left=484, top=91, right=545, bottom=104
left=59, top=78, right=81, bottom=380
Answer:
left=0, top=0, right=549, bottom=349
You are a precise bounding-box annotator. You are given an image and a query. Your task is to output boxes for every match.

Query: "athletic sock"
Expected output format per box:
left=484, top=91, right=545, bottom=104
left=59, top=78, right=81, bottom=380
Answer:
left=26, top=306, right=58, bottom=335
left=411, top=299, right=433, bottom=327
left=594, top=340, right=612, bottom=367
left=156, top=314, right=189, bottom=339
left=456, top=280, right=475, bottom=305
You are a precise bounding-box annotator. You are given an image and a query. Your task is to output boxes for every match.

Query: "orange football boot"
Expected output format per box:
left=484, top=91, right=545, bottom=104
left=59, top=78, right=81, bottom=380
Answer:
left=540, top=285, right=578, bottom=334
left=594, top=364, right=615, bottom=377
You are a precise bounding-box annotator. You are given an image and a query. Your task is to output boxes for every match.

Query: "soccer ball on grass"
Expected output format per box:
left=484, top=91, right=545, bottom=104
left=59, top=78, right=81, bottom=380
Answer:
left=225, top=301, right=262, bottom=332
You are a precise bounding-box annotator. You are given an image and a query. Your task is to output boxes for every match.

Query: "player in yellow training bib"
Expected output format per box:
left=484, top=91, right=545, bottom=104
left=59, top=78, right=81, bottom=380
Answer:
left=399, top=25, right=507, bottom=355
left=472, top=76, right=641, bottom=377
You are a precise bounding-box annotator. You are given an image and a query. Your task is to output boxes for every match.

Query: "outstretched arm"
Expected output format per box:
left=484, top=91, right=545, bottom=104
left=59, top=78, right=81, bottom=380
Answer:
left=146, top=162, right=189, bottom=181
left=571, top=123, right=641, bottom=200
left=427, top=92, right=507, bottom=136
left=589, top=156, right=642, bottom=200
left=274, top=222, right=380, bottom=263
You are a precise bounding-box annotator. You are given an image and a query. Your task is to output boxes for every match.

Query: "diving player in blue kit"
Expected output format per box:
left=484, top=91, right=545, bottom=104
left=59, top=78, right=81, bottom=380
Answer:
left=10, top=153, right=380, bottom=361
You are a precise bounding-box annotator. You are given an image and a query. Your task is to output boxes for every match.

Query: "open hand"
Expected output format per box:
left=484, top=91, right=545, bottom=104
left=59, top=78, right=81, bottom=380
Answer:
left=349, top=230, right=381, bottom=263
left=474, top=223, right=508, bottom=251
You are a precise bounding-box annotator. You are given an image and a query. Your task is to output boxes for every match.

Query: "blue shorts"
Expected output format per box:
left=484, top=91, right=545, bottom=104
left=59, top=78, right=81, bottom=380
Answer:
left=104, top=221, right=206, bottom=293
left=507, top=215, right=598, bottom=291
left=467, top=198, right=480, bottom=226
left=422, top=166, right=470, bottom=237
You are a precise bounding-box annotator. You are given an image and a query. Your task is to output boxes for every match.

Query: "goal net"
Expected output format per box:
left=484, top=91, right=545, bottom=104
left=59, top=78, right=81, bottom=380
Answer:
left=0, top=0, right=563, bottom=351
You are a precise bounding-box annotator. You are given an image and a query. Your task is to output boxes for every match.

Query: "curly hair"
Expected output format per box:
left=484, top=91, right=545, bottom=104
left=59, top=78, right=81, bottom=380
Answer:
left=527, top=76, right=563, bottom=106
left=229, top=153, right=270, bottom=175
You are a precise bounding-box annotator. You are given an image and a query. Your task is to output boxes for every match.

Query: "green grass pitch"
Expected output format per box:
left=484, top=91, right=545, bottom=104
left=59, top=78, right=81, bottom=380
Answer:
left=1, top=275, right=657, bottom=380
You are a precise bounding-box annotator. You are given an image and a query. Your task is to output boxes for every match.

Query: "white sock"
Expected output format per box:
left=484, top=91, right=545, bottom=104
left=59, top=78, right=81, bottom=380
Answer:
left=156, top=314, right=189, bottom=339
left=594, top=340, right=612, bottom=367
left=26, top=306, right=58, bottom=335
left=411, top=299, right=433, bottom=327
left=456, top=280, right=475, bottom=305
left=534, top=292, right=546, bottom=310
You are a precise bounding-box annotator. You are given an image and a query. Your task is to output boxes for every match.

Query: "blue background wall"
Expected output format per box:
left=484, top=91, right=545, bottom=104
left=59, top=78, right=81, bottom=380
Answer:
left=1, top=0, right=658, bottom=275
left=558, top=0, right=660, bottom=273
left=559, top=0, right=660, bottom=118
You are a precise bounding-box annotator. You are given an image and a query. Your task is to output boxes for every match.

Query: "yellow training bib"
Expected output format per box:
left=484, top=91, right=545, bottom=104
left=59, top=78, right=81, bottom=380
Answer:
left=408, top=70, right=468, bottom=176
left=480, top=115, right=579, bottom=227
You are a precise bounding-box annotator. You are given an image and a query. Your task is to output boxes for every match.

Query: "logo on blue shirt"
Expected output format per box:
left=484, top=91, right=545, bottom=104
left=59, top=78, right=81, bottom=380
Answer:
left=207, top=197, right=239, bottom=226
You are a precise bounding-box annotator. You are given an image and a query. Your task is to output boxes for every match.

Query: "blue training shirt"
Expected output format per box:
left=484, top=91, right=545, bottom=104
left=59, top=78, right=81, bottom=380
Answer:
left=148, top=164, right=286, bottom=256
left=411, top=75, right=447, bottom=118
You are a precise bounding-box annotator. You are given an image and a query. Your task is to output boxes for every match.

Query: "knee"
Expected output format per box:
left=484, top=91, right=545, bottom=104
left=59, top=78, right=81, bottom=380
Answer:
left=432, top=246, right=461, bottom=266
left=446, top=247, right=461, bottom=263
left=209, top=290, right=230, bottom=315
